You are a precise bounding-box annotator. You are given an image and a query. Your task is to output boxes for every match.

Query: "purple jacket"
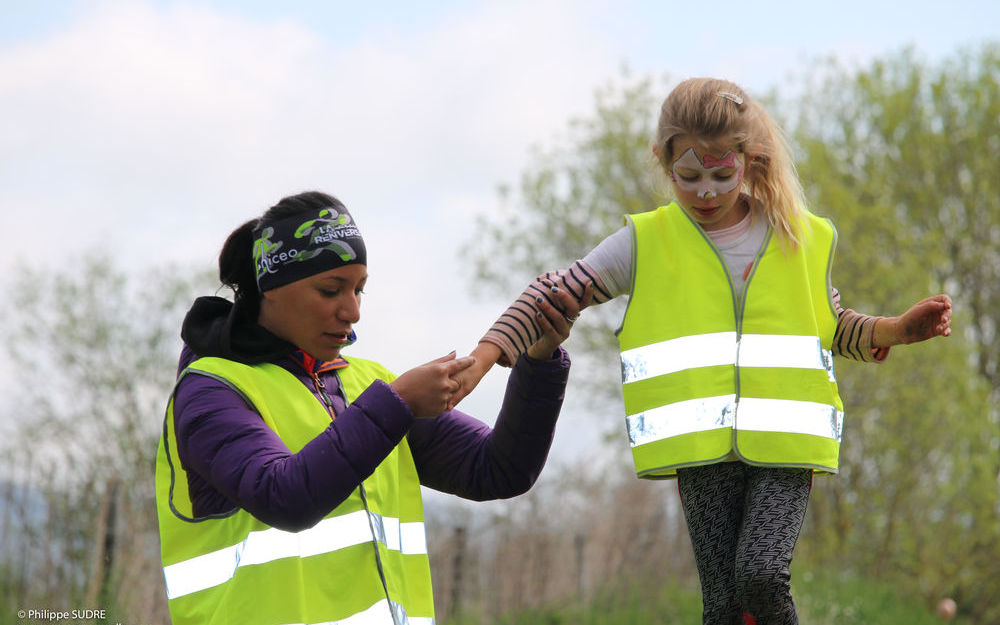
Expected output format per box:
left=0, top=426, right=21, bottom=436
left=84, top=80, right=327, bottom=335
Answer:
left=172, top=343, right=570, bottom=532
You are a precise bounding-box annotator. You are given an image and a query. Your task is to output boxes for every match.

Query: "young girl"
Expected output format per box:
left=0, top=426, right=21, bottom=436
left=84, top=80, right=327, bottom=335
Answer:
left=457, top=78, right=952, bottom=624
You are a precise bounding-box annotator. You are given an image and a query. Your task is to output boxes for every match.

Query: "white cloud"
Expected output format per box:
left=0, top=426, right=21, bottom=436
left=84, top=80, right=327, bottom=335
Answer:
left=0, top=0, right=622, bottom=429
left=0, top=0, right=616, bottom=258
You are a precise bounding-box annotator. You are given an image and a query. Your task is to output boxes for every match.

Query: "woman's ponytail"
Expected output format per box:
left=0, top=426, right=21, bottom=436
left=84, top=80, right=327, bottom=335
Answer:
left=218, top=218, right=261, bottom=315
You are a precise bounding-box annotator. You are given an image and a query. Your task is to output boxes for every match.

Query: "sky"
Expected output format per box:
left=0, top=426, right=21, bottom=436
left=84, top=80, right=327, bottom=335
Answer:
left=1, top=0, right=997, bottom=480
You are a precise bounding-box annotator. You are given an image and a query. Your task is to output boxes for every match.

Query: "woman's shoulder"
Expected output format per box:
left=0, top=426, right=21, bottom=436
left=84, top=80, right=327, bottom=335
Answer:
left=339, top=354, right=397, bottom=383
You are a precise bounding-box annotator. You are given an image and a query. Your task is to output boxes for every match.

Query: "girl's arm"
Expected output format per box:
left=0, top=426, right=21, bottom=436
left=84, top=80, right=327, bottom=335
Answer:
left=831, top=291, right=952, bottom=361
left=831, top=289, right=885, bottom=362
left=453, top=261, right=611, bottom=403
left=480, top=262, right=613, bottom=367
left=458, top=225, right=633, bottom=399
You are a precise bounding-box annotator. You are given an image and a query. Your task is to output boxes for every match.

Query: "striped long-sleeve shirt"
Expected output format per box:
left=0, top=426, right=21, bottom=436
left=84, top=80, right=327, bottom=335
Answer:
left=481, top=215, right=888, bottom=367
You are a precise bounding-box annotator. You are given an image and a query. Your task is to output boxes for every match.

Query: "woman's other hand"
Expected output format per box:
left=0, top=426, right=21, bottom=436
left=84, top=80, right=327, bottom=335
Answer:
left=527, top=280, right=594, bottom=360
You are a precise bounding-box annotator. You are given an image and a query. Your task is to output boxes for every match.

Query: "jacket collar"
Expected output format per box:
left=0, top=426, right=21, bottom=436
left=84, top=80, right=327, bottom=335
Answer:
left=288, top=350, right=349, bottom=375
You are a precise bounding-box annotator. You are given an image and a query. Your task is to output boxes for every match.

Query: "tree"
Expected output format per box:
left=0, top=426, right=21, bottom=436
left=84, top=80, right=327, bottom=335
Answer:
left=790, top=44, right=1000, bottom=624
left=0, top=255, right=212, bottom=623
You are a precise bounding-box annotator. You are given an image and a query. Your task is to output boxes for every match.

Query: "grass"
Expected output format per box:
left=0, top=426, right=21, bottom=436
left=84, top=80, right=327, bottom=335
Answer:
left=445, top=572, right=968, bottom=625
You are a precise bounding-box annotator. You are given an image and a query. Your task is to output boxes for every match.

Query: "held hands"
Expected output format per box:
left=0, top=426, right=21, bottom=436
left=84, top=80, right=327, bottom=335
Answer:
left=449, top=280, right=596, bottom=409
left=389, top=352, right=475, bottom=418
left=874, top=294, right=953, bottom=348
left=449, top=342, right=501, bottom=411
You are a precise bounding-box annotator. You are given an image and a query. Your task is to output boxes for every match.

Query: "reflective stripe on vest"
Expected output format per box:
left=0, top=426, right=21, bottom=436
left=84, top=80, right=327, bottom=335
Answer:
left=621, top=332, right=836, bottom=385
left=222, top=597, right=435, bottom=625
left=164, top=511, right=428, bottom=600
left=626, top=394, right=843, bottom=447
left=333, top=599, right=435, bottom=625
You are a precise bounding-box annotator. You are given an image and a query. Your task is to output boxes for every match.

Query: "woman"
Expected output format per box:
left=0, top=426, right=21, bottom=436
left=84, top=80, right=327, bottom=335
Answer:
left=155, top=190, right=589, bottom=625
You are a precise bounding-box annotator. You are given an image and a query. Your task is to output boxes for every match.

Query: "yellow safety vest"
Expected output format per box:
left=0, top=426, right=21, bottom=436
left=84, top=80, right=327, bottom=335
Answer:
left=155, top=355, right=434, bottom=625
left=617, top=202, right=844, bottom=479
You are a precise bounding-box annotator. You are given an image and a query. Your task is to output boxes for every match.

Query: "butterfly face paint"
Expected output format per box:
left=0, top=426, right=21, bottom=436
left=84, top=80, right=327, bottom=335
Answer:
left=670, top=147, right=744, bottom=201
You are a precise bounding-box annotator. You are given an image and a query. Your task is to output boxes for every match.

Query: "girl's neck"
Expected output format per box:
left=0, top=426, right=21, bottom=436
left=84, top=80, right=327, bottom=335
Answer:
left=705, top=201, right=753, bottom=244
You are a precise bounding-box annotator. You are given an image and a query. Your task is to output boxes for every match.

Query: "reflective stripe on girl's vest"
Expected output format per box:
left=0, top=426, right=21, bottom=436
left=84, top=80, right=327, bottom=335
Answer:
left=155, top=356, right=435, bottom=625
left=616, top=202, right=844, bottom=479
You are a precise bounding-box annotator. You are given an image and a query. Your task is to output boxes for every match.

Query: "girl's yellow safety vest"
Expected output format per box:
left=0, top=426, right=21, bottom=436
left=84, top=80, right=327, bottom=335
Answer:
left=617, top=202, right=844, bottom=479
left=155, top=355, right=434, bottom=625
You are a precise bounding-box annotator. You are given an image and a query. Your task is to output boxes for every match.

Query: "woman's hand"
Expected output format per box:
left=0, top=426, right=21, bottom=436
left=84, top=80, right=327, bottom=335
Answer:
left=526, top=280, right=594, bottom=360
left=874, top=294, right=953, bottom=347
left=390, top=352, right=475, bottom=418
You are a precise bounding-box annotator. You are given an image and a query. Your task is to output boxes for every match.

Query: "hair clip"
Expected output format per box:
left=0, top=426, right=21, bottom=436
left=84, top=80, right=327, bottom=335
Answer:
left=716, top=91, right=744, bottom=105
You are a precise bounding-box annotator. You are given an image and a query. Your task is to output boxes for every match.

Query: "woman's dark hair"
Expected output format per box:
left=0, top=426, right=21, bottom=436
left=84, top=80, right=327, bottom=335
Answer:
left=218, top=191, right=347, bottom=316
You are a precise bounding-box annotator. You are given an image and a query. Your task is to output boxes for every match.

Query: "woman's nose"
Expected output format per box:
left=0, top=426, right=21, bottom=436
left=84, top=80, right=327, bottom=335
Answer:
left=339, top=294, right=361, bottom=323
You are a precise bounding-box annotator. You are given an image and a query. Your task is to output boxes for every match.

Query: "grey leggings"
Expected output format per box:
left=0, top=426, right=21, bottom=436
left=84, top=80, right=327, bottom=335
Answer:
left=677, top=462, right=812, bottom=625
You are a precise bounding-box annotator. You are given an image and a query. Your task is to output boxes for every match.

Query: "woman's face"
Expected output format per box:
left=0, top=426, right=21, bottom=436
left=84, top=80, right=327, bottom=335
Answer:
left=668, top=135, right=748, bottom=231
left=257, top=264, right=367, bottom=362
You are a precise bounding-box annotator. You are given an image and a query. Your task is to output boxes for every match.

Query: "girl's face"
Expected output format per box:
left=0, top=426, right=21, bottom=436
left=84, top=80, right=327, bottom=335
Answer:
left=668, top=136, right=748, bottom=231
left=257, top=264, right=367, bottom=362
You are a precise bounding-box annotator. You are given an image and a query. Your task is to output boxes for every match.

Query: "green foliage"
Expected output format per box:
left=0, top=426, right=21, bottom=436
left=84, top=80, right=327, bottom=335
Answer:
left=790, top=44, right=1000, bottom=625
left=443, top=573, right=960, bottom=625
left=794, top=571, right=973, bottom=625
left=793, top=44, right=1000, bottom=388
left=446, top=583, right=702, bottom=625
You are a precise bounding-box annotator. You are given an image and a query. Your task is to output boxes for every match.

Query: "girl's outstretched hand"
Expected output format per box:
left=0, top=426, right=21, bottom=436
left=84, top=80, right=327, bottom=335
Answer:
left=875, top=294, right=953, bottom=347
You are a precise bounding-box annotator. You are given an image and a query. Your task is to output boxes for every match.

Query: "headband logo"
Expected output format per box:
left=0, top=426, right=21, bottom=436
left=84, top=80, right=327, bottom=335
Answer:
left=252, top=207, right=366, bottom=286
left=293, top=209, right=361, bottom=263
left=253, top=226, right=285, bottom=278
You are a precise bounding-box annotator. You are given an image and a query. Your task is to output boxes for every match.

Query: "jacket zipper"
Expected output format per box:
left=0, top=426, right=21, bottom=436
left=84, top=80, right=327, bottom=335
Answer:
left=309, top=370, right=337, bottom=421
left=313, top=366, right=398, bottom=624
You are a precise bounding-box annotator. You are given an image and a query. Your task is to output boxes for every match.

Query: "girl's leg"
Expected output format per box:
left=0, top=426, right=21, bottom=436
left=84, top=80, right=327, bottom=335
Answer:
left=678, top=462, right=746, bottom=625
left=734, top=466, right=811, bottom=625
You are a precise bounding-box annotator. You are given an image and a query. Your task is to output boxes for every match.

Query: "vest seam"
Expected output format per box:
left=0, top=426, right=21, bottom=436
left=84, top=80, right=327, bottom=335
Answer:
left=614, top=214, right=639, bottom=338
left=165, top=368, right=245, bottom=523
left=359, top=483, right=400, bottom=625
left=824, top=218, right=839, bottom=320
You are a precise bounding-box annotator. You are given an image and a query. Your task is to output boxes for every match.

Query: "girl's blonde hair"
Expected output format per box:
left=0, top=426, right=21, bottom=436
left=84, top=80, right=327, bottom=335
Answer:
left=653, top=77, right=807, bottom=249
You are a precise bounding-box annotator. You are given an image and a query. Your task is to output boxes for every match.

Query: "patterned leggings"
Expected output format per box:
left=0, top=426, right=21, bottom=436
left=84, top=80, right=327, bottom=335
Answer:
left=677, top=462, right=812, bottom=625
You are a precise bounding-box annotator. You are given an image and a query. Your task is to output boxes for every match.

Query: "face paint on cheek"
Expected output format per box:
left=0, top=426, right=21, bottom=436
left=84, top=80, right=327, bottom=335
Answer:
left=671, top=147, right=745, bottom=199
